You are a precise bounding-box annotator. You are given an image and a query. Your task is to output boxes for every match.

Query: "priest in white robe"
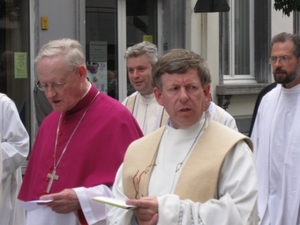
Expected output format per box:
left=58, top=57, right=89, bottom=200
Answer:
left=107, top=49, right=258, bottom=225
left=123, top=42, right=169, bottom=135
left=0, top=93, right=29, bottom=225
left=251, top=32, right=300, bottom=225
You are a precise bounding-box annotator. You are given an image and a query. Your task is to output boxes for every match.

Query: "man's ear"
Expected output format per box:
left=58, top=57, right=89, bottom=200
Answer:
left=78, top=65, right=87, bottom=82
left=203, top=84, right=211, bottom=102
left=153, top=87, right=164, bottom=106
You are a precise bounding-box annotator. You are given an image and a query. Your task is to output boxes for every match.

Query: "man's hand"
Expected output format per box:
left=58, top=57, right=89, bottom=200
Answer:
left=127, top=196, right=159, bottom=225
left=40, top=189, right=81, bottom=214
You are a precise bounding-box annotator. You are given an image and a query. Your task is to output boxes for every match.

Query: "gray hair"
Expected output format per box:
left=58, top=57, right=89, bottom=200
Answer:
left=35, top=38, right=85, bottom=70
left=124, top=41, right=158, bottom=67
left=152, top=49, right=211, bottom=90
left=271, top=32, right=300, bottom=58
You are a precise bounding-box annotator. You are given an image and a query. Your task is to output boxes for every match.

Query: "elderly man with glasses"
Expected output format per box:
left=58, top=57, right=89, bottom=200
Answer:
left=251, top=32, right=300, bottom=225
left=18, top=38, right=143, bottom=225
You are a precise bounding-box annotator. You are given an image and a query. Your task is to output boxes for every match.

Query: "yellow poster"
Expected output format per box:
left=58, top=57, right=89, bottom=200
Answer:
left=14, top=52, right=28, bottom=79
left=143, top=35, right=153, bottom=43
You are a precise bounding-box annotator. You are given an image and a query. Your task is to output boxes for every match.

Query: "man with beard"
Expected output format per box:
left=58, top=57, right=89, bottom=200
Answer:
left=251, top=32, right=300, bottom=225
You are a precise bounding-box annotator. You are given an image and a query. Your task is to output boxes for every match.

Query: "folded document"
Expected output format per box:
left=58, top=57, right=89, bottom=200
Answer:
left=92, top=196, right=136, bottom=210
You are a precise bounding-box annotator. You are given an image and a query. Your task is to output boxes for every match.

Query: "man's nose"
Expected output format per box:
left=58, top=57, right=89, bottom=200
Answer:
left=132, top=70, right=140, bottom=78
left=273, top=61, right=283, bottom=71
left=273, top=59, right=282, bottom=67
left=44, top=86, right=57, bottom=98
left=179, top=87, right=188, bottom=102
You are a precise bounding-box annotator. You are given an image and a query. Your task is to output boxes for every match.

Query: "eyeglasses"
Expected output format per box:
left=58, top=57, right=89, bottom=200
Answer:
left=36, top=72, right=73, bottom=92
left=269, top=55, right=292, bottom=65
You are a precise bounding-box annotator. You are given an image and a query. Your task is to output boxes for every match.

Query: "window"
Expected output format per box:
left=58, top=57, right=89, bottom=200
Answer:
left=220, top=0, right=254, bottom=82
left=219, top=0, right=271, bottom=85
left=0, top=0, right=30, bottom=131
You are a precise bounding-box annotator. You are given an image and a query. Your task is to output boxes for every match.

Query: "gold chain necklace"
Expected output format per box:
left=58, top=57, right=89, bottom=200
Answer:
left=46, top=91, right=99, bottom=193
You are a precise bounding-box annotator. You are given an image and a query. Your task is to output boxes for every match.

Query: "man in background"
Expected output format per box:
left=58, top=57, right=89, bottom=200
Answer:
left=123, top=41, right=169, bottom=135
left=251, top=32, right=300, bottom=224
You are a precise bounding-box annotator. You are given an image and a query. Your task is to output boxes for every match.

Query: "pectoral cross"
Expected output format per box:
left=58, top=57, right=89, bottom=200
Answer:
left=46, top=169, right=59, bottom=193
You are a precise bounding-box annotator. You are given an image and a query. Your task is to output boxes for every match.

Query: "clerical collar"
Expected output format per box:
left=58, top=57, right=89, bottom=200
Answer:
left=168, top=117, right=204, bottom=129
left=141, top=92, right=154, bottom=99
left=139, top=92, right=155, bottom=104
left=81, top=82, right=92, bottom=99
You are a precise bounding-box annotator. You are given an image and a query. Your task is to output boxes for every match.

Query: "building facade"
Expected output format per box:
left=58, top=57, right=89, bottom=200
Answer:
left=0, top=0, right=296, bottom=145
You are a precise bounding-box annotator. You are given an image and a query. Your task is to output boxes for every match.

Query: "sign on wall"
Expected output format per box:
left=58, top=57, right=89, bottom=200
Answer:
left=87, top=41, right=107, bottom=93
left=14, top=52, right=28, bottom=79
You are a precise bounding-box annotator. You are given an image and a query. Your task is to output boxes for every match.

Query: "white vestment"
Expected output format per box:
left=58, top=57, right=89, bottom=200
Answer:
left=251, top=83, right=300, bottom=225
left=206, top=101, right=238, bottom=131
left=0, top=94, right=29, bottom=225
left=107, top=119, right=258, bottom=225
left=122, top=92, right=165, bottom=135
left=26, top=185, right=112, bottom=225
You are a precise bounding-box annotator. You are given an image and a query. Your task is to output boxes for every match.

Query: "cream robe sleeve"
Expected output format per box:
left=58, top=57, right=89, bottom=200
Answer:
left=0, top=96, right=29, bottom=180
left=107, top=141, right=258, bottom=225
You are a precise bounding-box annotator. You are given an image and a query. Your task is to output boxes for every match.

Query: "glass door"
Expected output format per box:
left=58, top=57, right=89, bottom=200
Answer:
left=85, top=0, right=157, bottom=101
left=86, top=0, right=118, bottom=99
left=0, top=0, right=30, bottom=132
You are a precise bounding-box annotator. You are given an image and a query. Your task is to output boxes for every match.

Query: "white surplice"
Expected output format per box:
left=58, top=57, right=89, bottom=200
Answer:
left=123, top=92, right=165, bottom=135
left=107, top=119, right=258, bottom=225
left=206, top=101, right=238, bottom=131
left=251, top=83, right=300, bottom=225
left=0, top=94, right=29, bottom=225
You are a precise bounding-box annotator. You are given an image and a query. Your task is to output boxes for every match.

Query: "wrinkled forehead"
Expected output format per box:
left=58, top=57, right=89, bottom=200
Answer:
left=37, top=57, right=70, bottom=81
left=161, top=69, right=201, bottom=84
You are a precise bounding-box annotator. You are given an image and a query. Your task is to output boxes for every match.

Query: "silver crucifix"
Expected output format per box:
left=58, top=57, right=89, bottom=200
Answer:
left=46, top=169, right=59, bottom=193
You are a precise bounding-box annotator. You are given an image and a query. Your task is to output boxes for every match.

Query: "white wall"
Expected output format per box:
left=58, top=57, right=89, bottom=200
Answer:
left=271, top=0, right=293, bottom=37
left=38, top=0, right=77, bottom=47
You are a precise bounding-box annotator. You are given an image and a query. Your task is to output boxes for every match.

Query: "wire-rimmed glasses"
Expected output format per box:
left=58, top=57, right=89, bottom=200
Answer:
left=269, top=55, right=292, bottom=65
left=36, top=71, right=74, bottom=92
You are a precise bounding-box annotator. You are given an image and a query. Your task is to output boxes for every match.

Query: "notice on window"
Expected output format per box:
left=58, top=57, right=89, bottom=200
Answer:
left=89, top=41, right=107, bottom=62
left=143, top=35, right=153, bottom=43
left=14, top=52, right=28, bottom=79
left=87, top=62, right=107, bottom=93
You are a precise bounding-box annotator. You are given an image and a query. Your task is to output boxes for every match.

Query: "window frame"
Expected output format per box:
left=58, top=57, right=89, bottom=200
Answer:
left=219, top=0, right=271, bottom=85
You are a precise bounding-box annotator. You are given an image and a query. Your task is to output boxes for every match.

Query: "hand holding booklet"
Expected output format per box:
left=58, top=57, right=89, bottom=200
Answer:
left=92, top=196, right=136, bottom=210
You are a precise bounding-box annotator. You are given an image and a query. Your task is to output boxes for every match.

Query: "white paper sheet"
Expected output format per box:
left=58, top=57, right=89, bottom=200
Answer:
left=92, top=196, right=136, bottom=210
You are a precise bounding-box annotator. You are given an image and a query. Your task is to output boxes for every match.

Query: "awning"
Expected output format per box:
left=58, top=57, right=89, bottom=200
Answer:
left=194, top=0, right=230, bottom=13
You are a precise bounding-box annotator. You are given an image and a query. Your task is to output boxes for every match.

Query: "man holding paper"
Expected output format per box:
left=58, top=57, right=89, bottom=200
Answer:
left=18, top=39, right=143, bottom=225
left=107, top=49, right=258, bottom=225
